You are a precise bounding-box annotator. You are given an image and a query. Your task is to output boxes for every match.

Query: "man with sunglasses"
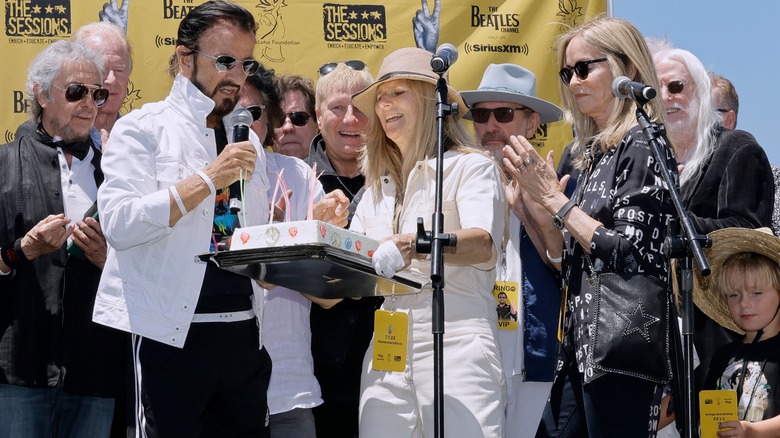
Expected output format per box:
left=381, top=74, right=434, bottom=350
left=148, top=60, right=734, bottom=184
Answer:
left=0, top=40, right=123, bottom=436
left=652, top=45, right=774, bottom=410
left=461, top=63, right=564, bottom=438
left=92, top=3, right=342, bottom=437
left=274, top=75, right=319, bottom=159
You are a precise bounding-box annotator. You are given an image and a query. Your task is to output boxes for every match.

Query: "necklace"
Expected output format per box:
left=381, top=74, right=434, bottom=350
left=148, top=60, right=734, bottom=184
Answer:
left=334, top=175, right=358, bottom=200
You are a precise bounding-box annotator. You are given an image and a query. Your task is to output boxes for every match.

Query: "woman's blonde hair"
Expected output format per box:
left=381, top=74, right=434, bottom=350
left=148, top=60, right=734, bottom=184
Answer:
left=556, top=17, right=669, bottom=168
left=359, top=79, right=477, bottom=212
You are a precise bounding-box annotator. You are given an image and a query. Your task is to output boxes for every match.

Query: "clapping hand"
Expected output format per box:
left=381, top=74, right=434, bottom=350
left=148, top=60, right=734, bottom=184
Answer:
left=20, top=214, right=72, bottom=260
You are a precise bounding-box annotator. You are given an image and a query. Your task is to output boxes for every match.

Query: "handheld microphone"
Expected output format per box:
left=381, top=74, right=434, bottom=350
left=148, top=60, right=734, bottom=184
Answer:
left=228, top=107, right=253, bottom=213
left=231, top=107, right=253, bottom=143
left=430, top=43, right=458, bottom=73
left=612, top=76, right=656, bottom=104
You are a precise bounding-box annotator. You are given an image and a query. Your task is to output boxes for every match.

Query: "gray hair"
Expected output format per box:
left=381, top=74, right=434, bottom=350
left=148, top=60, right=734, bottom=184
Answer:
left=652, top=47, right=719, bottom=186
left=26, top=40, right=105, bottom=121
left=73, top=21, right=134, bottom=72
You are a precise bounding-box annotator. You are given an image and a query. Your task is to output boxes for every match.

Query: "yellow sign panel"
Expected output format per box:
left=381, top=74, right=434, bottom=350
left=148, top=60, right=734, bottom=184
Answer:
left=1, top=0, right=606, bottom=161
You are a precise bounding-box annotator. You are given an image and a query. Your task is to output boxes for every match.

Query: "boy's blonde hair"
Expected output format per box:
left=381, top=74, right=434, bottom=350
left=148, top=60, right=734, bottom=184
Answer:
left=718, top=252, right=780, bottom=298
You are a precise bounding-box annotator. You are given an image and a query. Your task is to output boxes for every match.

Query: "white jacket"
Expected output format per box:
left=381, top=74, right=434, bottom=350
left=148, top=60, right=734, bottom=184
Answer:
left=93, top=74, right=270, bottom=348
left=351, top=150, right=504, bottom=324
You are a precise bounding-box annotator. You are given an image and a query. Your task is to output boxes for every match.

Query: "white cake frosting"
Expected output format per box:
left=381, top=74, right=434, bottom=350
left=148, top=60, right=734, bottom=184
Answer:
left=229, top=220, right=378, bottom=258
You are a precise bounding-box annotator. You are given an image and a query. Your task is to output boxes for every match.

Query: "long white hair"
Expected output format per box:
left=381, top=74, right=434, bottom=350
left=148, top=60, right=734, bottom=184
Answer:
left=652, top=47, right=720, bottom=187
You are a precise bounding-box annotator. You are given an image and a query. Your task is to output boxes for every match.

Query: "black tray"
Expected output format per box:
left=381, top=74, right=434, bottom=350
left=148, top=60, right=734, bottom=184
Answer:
left=197, top=244, right=427, bottom=298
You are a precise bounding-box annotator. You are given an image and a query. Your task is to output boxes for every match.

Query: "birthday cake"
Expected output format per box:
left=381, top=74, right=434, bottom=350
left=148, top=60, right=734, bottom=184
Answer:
left=229, top=220, right=378, bottom=258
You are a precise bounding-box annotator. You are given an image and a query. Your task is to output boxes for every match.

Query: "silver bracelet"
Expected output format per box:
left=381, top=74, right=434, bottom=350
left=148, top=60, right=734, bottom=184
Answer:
left=169, top=185, right=187, bottom=216
left=546, top=249, right=562, bottom=264
left=196, top=170, right=216, bottom=195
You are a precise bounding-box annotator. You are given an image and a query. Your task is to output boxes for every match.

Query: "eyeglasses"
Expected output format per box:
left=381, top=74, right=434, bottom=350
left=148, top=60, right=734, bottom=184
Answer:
left=318, top=60, right=366, bottom=76
left=277, top=111, right=311, bottom=128
left=471, top=107, right=530, bottom=124
left=52, top=83, right=109, bottom=107
left=246, top=105, right=265, bottom=121
left=559, top=58, right=608, bottom=85
left=666, top=80, right=690, bottom=95
left=190, top=49, right=261, bottom=76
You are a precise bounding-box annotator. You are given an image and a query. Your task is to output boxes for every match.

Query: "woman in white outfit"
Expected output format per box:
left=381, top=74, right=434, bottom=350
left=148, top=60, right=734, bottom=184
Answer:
left=350, top=47, right=506, bottom=438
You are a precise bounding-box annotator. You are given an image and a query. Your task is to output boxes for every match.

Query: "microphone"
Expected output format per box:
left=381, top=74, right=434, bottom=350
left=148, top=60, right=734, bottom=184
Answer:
left=231, top=107, right=253, bottom=143
left=430, top=43, right=458, bottom=73
left=612, top=76, right=656, bottom=104
left=228, top=107, right=253, bottom=213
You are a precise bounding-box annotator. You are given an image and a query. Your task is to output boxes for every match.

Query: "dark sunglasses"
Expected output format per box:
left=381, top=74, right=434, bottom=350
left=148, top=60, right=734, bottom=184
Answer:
left=318, top=60, right=366, bottom=76
left=277, top=111, right=311, bottom=128
left=246, top=105, right=264, bottom=121
left=471, top=107, right=530, bottom=124
left=191, top=49, right=260, bottom=76
left=666, top=80, right=689, bottom=95
left=559, top=58, right=608, bottom=85
left=52, top=83, right=109, bottom=107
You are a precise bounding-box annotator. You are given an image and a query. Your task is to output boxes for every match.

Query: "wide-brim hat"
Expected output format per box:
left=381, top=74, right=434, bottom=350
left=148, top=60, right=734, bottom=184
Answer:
left=693, top=227, right=780, bottom=335
left=352, top=47, right=466, bottom=117
left=460, top=63, right=563, bottom=124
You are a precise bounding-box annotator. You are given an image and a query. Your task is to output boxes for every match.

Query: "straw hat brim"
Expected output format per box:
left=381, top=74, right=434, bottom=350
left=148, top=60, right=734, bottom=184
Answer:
left=352, top=71, right=467, bottom=119
left=693, top=227, right=780, bottom=335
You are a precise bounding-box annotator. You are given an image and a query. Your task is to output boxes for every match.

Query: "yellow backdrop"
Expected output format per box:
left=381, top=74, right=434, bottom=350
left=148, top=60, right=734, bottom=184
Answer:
left=1, top=0, right=606, bottom=161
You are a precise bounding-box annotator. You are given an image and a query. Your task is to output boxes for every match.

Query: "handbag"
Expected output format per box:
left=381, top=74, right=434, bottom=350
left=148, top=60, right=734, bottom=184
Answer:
left=586, top=253, right=673, bottom=384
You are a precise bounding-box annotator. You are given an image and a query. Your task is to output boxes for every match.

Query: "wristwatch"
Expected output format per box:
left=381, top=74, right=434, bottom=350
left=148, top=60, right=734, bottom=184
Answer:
left=552, top=198, right=577, bottom=230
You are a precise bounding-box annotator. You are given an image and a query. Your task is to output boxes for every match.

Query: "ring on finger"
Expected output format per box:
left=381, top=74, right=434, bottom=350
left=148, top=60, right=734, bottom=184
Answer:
left=516, top=162, right=526, bottom=171
left=524, top=156, right=534, bottom=166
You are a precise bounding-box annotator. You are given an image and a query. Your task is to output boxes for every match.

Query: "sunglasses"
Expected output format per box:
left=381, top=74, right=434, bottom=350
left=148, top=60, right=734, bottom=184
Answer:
left=246, top=104, right=265, bottom=121
left=318, top=60, right=366, bottom=76
left=52, top=83, right=109, bottom=107
left=559, top=58, right=608, bottom=85
left=191, top=49, right=261, bottom=76
left=277, top=111, right=311, bottom=128
left=666, top=80, right=689, bottom=95
left=471, top=107, right=530, bottom=124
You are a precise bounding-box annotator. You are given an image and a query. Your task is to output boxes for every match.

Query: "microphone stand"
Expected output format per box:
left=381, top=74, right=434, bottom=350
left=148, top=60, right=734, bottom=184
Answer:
left=633, top=103, right=711, bottom=438
left=415, top=70, right=458, bottom=438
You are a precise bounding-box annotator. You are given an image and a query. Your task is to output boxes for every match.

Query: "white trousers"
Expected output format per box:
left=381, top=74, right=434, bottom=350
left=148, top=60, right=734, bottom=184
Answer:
left=359, top=321, right=506, bottom=438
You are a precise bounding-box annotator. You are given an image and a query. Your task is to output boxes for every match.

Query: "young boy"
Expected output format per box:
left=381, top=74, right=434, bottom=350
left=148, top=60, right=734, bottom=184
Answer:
left=694, top=227, right=780, bottom=437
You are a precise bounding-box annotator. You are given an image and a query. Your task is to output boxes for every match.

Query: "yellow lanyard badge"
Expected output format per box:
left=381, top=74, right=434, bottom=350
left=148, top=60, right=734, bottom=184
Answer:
left=493, top=281, right=519, bottom=330
left=372, top=309, right=408, bottom=372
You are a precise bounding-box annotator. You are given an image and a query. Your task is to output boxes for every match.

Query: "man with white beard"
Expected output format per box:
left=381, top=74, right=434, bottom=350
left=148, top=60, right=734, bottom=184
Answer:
left=652, top=45, right=774, bottom=408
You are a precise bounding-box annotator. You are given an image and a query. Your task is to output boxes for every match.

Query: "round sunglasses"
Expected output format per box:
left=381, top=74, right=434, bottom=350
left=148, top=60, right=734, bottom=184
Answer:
left=559, top=58, right=608, bottom=85
left=52, top=83, right=109, bottom=107
left=191, top=49, right=261, bottom=76
left=318, top=60, right=366, bottom=76
left=471, top=107, right=530, bottom=124
left=246, top=104, right=265, bottom=121
left=665, top=80, right=689, bottom=95
left=276, top=111, right=311, bottom=128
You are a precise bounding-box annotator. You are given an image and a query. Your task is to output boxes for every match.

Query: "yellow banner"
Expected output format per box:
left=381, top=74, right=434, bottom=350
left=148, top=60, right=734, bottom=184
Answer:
left=1, top=0, right=606, bottom=160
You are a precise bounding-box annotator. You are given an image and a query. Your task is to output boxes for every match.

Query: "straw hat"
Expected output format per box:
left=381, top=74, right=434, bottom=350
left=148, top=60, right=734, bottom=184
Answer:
left=352, top=47, right=466, bottom=117
left=693, top=227, right=780, bottom=335
left=460, top=63, right=563, bottom=124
